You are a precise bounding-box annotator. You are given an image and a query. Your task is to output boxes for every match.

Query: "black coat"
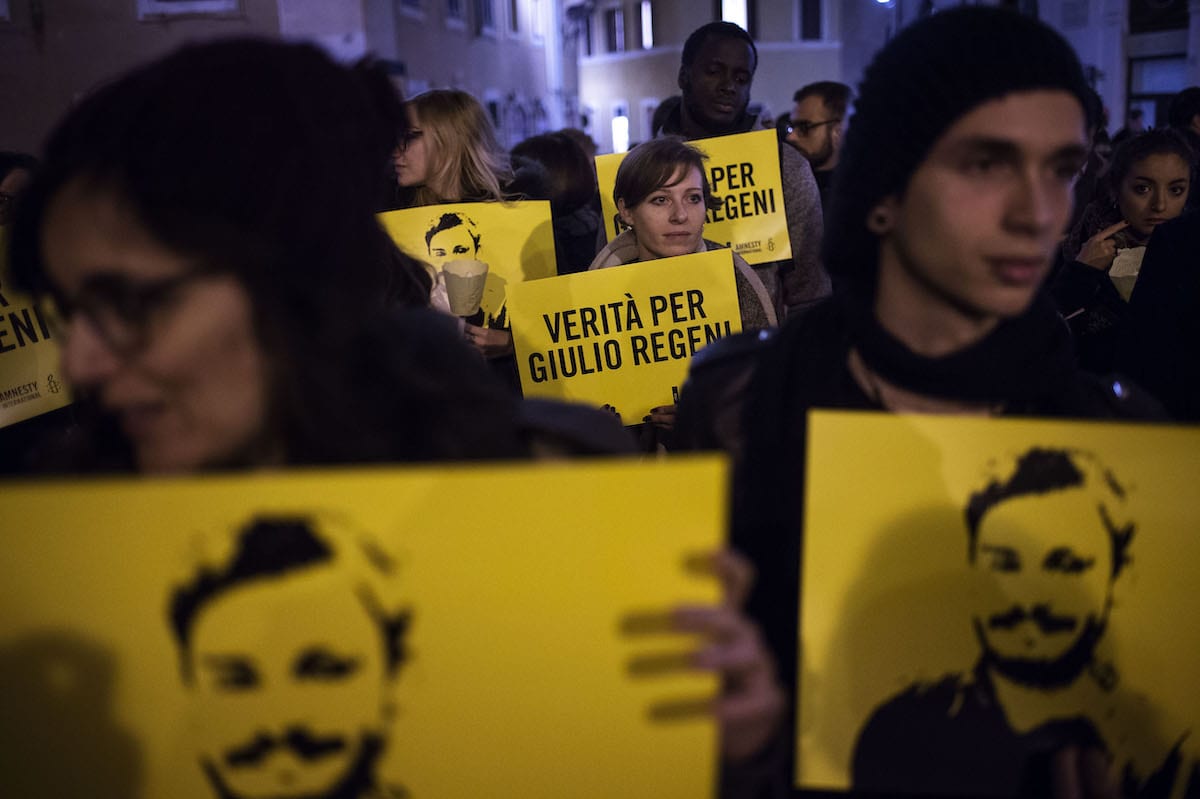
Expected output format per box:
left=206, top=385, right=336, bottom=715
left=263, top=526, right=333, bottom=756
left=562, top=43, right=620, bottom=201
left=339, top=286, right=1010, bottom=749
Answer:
left=1115, top=211, right=1200, bottom=420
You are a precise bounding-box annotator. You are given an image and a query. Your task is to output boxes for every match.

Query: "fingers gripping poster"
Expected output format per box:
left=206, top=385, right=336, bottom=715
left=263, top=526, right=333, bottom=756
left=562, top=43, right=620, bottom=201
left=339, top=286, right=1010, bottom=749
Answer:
left=0, top=226, right=71, bottom=429
left=596, top=130, right=791, bottom=265
left=506, top=249, right=742, bottom=420
left=797, top=411, right=1200, bottom=798
left=0, top=458, right=725, bottom=798
left=378, top=201, right=557, bottom=329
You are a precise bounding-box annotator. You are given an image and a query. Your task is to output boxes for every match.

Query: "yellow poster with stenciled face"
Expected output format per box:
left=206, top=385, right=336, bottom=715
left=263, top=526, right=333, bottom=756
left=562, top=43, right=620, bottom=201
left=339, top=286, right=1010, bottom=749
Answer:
left=595, top=129, right=790, bottom=266
left=0, top=226, right=72, bottom=429
left=797, top=411, right=1200, bottom=798
left=378, top=201, right=557, bottom=329
left=0, top=457, right=725, bottom=798
left=506, top=248, right=742, bottom=420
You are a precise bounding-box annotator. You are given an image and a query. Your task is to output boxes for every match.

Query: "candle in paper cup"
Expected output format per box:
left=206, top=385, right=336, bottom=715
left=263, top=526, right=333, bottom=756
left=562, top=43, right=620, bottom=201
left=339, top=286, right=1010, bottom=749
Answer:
left=443, top=259, right=489, bottom=316
left=1110, top=246, right=1145, bottom=302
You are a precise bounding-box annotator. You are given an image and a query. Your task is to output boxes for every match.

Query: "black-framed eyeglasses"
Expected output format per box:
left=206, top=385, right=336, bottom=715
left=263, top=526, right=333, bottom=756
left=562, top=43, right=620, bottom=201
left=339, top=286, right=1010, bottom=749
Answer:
left=786, top=118, right=841, bottom=136
left=397, top=129, right=424, bottom=151
left=49, top=270, right=216, bottom=356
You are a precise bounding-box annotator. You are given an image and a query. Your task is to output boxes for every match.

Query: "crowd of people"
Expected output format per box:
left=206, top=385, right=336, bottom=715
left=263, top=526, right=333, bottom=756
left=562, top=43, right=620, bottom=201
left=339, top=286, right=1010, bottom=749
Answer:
left=2, top=5, right=1199, bottom=798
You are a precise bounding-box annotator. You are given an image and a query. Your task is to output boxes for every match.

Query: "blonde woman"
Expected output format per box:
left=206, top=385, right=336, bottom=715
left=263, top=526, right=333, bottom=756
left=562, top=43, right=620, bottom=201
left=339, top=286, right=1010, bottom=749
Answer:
left=393, top=89, right=512, bottom=206
left=393, top=89, right=524, bottom=363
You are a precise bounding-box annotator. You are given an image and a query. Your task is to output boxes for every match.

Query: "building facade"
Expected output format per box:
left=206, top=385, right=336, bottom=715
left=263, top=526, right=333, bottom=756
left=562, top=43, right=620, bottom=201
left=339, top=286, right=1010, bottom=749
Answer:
left=366, top=0, right=569, bottom=147
left=1, top=0, right=1195, bottom=156
left=573, top=0, right=1199, bottom=155
left=0, top=0, right=570, bottom=153
left=574, top=0, right=842, bottom=153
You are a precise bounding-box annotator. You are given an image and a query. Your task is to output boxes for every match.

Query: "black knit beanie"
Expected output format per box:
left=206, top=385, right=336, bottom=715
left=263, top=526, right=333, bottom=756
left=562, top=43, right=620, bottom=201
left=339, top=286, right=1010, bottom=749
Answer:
left=824, top=7, right=1094, bottom=286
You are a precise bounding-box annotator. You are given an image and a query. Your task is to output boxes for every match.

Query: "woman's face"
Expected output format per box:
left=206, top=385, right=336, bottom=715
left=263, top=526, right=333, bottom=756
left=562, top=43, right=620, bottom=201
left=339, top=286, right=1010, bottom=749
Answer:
left=41, top=179, right=273, bottom=474
left=393, top=106, right=430, bottom=188
left=1117, top=152, right=1191, bottom=239
left=618, top=166, right=707, bottom=262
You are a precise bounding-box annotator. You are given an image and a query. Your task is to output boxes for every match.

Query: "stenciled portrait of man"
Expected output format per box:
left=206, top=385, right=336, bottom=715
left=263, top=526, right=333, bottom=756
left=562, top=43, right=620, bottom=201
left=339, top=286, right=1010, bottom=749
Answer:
left=423, top=212, right=481, bottom=267
left=422, top=211, right=507, bottom=329
left=851, top=447, right=1196, bottom=798
left=167, top=515, right=411, bottom=799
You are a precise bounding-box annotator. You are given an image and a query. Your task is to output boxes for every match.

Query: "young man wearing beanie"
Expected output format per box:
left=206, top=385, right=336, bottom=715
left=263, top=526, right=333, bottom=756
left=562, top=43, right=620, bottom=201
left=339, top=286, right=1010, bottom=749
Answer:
left=656, top=21, right=829, bottom=320
left=679, top=7, right=1164, bottom=798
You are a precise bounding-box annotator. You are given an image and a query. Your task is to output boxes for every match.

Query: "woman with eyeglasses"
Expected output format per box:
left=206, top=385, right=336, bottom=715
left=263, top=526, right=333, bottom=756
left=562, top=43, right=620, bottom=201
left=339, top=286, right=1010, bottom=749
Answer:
left=391, top=89, right=546, bottom=375
left=8, top=40, right=526, bottom=473
left=392, top=89, right=514, bottom=207
left=6, top=41, right=786, bottom=791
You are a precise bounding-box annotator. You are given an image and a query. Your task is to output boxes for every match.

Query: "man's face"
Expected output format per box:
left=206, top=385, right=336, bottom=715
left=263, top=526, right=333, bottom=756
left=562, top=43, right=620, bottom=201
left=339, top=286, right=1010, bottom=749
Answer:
left=427, top=224, right=478, bottom=266
left=679, top=35, right=755, bottom=134
left=971, top=487, right=1114, bottom=682
left=785, top=95, right=839, bottom=170
left=190, top=571, right=389, bottom=799
left=873, top=90, right=1088, bottom=335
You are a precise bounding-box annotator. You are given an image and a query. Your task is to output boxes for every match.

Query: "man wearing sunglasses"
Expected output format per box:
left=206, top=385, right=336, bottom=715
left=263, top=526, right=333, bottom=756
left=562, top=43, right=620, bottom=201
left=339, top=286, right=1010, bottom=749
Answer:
left=784, top=81, right=852, bottom=222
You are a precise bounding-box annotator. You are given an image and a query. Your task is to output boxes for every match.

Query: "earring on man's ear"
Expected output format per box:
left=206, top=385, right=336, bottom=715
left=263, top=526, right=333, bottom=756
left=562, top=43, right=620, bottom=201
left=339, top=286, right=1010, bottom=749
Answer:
left=868, top=210, right=892, bottom=234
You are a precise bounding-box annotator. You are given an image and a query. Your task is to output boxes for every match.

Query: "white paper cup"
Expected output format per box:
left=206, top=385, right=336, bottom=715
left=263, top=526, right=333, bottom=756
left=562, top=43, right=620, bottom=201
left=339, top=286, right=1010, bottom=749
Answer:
left=1110, top=246, right=1145, bottom=302
left=442, top=259, right=489, bottom=316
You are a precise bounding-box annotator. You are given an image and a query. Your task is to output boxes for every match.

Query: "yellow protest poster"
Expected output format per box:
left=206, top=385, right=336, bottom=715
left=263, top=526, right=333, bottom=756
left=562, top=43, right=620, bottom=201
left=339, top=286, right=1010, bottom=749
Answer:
left=507, top=249, right=742, bottom=419
left=797, top=411, right=1200, bottom=797
left=378, top=201, right=556, bottom=328
left=0, top=457, right=725, bottom=798
left=595, top=129, right=790, bottom=266
left=0, top=226, right=71, bottom=429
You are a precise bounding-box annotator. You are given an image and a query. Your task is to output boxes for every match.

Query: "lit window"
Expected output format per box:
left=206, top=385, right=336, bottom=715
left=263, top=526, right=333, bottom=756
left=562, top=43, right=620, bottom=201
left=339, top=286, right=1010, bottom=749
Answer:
left=721, top=0, right=747, bottom=30
left=531, top=0, right=544, bottom=39
left=612, top=110, right=630, bottom=154
left=641, top=0, right=653, bottom=48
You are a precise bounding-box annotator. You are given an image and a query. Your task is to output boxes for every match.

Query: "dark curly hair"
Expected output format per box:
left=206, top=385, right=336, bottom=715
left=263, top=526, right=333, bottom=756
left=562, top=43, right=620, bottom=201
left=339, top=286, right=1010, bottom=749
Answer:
left=1062, top=127, right=1196, bottom=258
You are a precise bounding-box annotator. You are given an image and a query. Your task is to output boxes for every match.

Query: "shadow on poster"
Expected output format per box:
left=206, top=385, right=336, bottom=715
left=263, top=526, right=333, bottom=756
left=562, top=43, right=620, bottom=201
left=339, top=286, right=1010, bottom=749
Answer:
left=1, top=458, right=723, bottom=798
left=797, top=412, right=1200, bottom=798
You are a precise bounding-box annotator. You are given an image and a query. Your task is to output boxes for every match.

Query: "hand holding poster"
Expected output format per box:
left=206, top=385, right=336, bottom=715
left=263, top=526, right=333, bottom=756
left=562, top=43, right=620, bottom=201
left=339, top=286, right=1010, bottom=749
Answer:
left=378, top=201, right=556, bottom=329
left=596, top=130, right=790, bottom=265
left=507, top=249, right=742, bottom=419
left=798, top=411, right=1200, bottom=798
left=0, top=226, right=71, bottom=429
left=0, top=457, right=725, bottom=798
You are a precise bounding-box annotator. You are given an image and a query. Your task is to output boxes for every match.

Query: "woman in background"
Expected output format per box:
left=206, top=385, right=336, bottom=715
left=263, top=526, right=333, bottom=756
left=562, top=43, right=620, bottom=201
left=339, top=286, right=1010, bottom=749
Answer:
left=588, top=136, right=776, bottom=447
left=9, top=41, right=784, bottom=789
left=393, top=89, right=532, bottom=366
left=1053, top=128, right=1195, bottom=373
left=10, top=39, right=519, bottom=473
left=510, top=131, right=603, bottom=275
left=590, top=137, right=776, bottom=330
left=393, top=89, right=513, bottom=207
